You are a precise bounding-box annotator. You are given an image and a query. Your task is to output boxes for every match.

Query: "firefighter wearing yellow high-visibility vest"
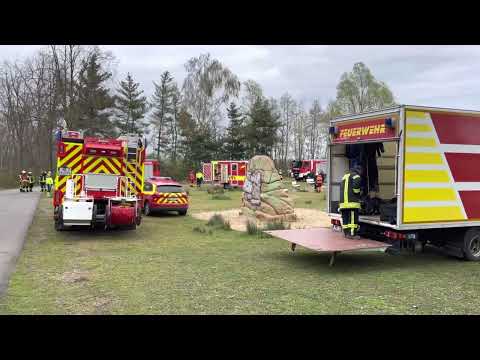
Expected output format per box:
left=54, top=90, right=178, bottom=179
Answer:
left=195, top=170, right=204, bottom=188
left=339, top=165, right=362, bottom=239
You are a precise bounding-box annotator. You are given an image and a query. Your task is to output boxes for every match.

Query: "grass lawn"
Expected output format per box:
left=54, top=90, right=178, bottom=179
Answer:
left=1, top=182, right=480, bottom=314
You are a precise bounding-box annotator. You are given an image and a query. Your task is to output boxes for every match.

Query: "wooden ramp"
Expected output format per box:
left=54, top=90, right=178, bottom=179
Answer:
left=265, top=228, right=391, bottom=266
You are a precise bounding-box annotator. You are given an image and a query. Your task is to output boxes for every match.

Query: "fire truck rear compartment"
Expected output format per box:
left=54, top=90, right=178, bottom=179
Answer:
left=329, top=140, right=398, bottom=227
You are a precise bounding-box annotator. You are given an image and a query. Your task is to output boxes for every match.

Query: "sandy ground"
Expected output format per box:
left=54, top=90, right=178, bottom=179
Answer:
left=191, top=207, right=331, bottom=232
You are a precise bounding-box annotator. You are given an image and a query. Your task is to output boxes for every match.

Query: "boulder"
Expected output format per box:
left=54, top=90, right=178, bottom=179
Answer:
left=241, top=155, right=295, bottom=223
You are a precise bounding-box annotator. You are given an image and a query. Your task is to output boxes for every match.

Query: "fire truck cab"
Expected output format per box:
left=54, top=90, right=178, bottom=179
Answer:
left=53, top=131, right=146, bottom=231
left=291, top=159, right=327, bottom=181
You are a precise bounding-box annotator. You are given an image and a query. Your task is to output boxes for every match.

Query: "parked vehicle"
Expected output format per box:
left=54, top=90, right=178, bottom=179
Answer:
left=268, top=105, right=480, bottom=265
left=142, top=177, right=189, bottom=216
left=53, top=130, right=146, bottom=231
left=202, top=160, right=248, bottom=188
left=290, top=159, right=327, bottom=181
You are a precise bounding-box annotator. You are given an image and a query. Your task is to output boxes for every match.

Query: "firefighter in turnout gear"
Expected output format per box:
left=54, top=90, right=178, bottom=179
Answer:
left=195, top=170, right=204, bottom=188
left=339, top=165, right=362, bottom=239
left=39, top=171, right=47, bottom=192
left=27, top=171, right=35, bottom=192
left=19, top=170, right=29, bottom=192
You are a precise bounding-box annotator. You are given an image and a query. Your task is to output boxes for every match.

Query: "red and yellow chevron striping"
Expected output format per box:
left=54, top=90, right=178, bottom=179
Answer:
left=154, top=193, right=188, bottom=205
left=55, top=142, right=84, bottom=194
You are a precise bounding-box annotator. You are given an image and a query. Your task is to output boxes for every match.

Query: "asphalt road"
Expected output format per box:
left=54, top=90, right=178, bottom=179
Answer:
left=0, top=188, right=41, bottom=297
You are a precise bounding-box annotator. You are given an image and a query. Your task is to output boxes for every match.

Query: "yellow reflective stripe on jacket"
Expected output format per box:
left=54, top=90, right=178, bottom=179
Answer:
left=343, top=173, right=350, bottom=204
left=353, top=188, right=361, bottom=193
left=339, top=202, right=361, bottom=209
left=352, top=175, right=360, bottom=179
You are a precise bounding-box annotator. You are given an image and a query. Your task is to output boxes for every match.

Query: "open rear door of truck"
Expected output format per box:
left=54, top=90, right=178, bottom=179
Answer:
left=265, top=228, right=390, bottom=266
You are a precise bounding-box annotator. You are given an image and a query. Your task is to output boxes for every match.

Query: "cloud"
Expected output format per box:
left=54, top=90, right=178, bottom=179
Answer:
left=2, top=45, right=480, bottom=111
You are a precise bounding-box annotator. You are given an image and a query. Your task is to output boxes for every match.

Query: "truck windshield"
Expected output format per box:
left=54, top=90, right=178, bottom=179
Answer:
left=85, top=174, right=118, bottom=189
left=292, top=161, right=301, bottom=168
left=156, top=185, right=184, bottom=193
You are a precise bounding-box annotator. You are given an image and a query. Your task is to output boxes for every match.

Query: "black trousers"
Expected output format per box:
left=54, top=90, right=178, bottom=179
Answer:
left=340, top=208, right=359, bottom=236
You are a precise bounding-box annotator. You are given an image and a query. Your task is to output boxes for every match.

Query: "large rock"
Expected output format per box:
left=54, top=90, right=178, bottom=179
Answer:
left=241, top=155, right=295, bottom=222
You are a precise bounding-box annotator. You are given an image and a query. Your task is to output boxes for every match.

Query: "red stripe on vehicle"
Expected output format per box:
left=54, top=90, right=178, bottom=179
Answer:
left=459, top=191, right=480, bottom=219
left=445, top=153, right=480, bottom=182
left=431, top=112, right=480, bottom=145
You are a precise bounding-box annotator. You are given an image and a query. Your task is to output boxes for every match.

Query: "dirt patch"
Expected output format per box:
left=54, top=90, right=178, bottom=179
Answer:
left=191, top=208, right=331, bottom=232
left=59, top=270, right=90, bottom=284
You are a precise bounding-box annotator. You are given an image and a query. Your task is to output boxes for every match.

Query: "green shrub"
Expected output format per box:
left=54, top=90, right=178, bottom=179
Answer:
left=264, top=220, right=291, bottom=231
left=246, top=220, right=260, bottom=236
left=193, top=226, right=207, bottom=234
left=211, top=194, right=231, bottom=200
left=207, top=214, right=231, bottom=230
left=305, top=200, right=312, bottom=205
left=207, top=185, right=225, bottom=194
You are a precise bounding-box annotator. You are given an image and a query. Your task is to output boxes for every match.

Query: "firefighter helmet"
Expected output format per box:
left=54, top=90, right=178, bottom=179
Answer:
left=21, top=170, right=26, bottom=174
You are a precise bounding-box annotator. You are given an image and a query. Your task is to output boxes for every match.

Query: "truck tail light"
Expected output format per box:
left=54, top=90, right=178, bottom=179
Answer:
left=331, top=219, right=341, bottom=226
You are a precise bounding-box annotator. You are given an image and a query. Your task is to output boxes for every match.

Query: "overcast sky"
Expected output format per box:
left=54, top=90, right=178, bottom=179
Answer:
left=2, top=45, right=480, bottom=111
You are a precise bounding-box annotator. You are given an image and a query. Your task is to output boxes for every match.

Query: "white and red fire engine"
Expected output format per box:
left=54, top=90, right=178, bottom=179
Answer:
left=53, top=130, right=146, bottom=231
left=290, top=159, right=327, bottom=181
left=202, top=160, right=248, bottom=188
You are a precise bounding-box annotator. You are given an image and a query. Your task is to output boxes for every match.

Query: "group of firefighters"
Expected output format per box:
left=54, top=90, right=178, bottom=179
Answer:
left=18, top=170, right=53, bottom=194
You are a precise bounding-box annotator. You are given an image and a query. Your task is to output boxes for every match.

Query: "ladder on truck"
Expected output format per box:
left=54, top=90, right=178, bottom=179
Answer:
left=123, top=134, right=142, bottom=196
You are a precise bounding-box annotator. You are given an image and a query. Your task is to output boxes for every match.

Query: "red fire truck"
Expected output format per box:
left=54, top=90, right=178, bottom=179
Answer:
left=53, top=131, right=146, bottom=231
left=202, top=160, right=248, bottom=188
left=144, top=159, right=161, bottom=179
left=291, top=159, right=327, bottom=181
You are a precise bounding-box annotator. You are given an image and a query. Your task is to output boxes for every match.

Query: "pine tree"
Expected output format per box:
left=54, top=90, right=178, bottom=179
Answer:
left=75, top=50, right=115, bottom=136
left=245, top=97, right=281, bottom=158
left=223, top=102, right=246, bottom=160
left=113, top=73, right=148, bottom=136
left=151, top=71, right=174, bottom=160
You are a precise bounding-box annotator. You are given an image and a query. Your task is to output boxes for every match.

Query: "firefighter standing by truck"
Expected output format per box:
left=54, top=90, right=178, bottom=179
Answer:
left=339, top=165, right=362, bottom=239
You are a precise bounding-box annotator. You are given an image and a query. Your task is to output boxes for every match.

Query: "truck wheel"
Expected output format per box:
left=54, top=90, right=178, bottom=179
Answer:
left=144, top=202, right=151, bottom=216
left=178, top=209, right=187, bottom=216
left=463, top=228, right=480, bottom=261
left=55, top=206, right=64, bottom=231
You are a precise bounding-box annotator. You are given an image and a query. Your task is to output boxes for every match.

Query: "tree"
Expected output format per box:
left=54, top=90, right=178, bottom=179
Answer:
left=278, top=93, right=296, bottom=166
left=223, top=102, right=246, bottom=160
left=151, top=71, right=174, bottom=160
left=167, top=83, right=182, bottom=161
left=292, top=102, right=307, bottom=161
left=334, top=62, right=395, bottom=115
left=306, top=99, right=329, bottom=159
left=182, top=53, right=241, bottom=133
left=76, top=49, right=115, bottom=136
left=178, top=107, right=218, bottom=167
left=244, top=97, right=281, bottom=158
left=113, top=73, right=148, bottom=135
